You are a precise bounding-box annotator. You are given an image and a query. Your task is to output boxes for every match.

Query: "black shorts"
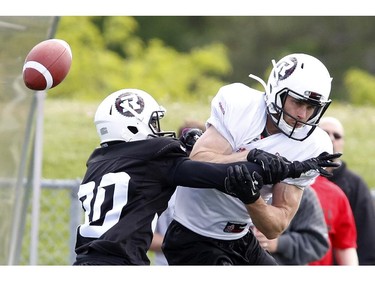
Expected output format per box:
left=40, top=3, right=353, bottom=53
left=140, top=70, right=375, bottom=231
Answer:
left=73, top=255, right=129, bottom=265
left=73, top=249, right=132, bottom=265
left=162, top=220, right=278, bottom=265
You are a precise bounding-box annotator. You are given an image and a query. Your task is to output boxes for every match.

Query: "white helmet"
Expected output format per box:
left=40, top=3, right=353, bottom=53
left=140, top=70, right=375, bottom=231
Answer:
left=94, top=88, right=176, bottom=144
left=250, top=53, right=332, bottom=141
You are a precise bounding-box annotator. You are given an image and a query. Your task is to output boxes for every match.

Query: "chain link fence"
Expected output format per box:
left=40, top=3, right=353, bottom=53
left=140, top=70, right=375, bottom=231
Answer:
left=20, top=179, right=82, bottom=265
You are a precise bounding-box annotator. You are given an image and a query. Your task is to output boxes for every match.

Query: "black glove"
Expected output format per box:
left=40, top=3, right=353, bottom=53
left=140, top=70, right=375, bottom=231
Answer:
left=246, top=149, right=290, bottom=184
left=247, top=149, right=342, bottom=182
left=288, top=152, right=342, bottom=178
left=224, top=164, right=263, bottom=204
left=179, top=128, right=203, bottom=151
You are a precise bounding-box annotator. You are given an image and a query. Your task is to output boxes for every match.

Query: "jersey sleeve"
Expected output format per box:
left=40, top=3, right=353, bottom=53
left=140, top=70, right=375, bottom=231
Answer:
left=149, top=137, right=266, bottom=195
left=171, top=159, right=265, bottom=194
left=207, top=83, right=267, bottom=151
left=151, top=137, right=188, bottom=159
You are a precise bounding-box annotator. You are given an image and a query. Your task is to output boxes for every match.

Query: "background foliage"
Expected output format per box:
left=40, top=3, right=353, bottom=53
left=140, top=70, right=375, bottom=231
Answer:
left=135, top=16, right=375, bottom=104
left=52, top=16, right=231, bottom=105
left=52, top=16, right=375, bottom=106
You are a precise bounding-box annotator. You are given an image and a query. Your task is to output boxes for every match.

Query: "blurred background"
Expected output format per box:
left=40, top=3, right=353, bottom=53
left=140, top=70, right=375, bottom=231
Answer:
left=51, top=16, right=375, bottom=104
left=1, top=16, right=375, bottom=265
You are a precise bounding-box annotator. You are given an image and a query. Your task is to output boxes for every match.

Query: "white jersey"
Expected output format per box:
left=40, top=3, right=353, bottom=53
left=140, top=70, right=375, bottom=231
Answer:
left=173, top=83, right=333, bottom=240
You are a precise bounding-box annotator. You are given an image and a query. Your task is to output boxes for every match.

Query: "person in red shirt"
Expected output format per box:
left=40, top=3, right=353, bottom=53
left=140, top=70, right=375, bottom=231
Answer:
left=309, top=175, right=358, bottom=265
left=319, top=116, right=375, bottom=265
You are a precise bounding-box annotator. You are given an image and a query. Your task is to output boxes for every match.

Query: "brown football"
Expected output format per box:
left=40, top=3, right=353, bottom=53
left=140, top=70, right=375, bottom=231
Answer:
left=23, top=38, right=72, bottom=91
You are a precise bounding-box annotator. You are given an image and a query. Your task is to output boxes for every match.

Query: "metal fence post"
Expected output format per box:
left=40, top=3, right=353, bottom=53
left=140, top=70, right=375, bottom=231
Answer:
left=69, top=179, right=81, bottom=264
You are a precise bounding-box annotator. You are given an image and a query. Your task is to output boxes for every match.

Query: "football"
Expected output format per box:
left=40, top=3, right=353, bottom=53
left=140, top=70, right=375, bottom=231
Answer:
left=22, top=38, right=72, bottom=91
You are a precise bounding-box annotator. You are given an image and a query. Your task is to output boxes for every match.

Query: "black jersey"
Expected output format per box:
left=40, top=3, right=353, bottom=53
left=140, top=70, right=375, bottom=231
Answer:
left=74, top=137, right=264, bottom=265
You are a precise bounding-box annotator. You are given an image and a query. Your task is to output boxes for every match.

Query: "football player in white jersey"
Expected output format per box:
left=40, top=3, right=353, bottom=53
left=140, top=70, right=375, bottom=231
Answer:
left=162, top=53, right=337, bottom=265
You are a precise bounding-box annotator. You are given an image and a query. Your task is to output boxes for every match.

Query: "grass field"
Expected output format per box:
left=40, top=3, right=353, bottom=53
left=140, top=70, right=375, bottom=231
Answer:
left=43, top=98, right=375, bottom=189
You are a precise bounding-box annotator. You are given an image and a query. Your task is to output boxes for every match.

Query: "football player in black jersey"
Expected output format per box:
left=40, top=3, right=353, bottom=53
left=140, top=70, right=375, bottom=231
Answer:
left=73, top=88, right=340, bottom=265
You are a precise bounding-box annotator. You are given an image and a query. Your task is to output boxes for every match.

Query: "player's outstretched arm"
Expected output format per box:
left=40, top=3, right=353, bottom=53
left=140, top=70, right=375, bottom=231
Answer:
left=247, top=149, right=342, bottom=183
left=287, top=152, right=342, bottom=178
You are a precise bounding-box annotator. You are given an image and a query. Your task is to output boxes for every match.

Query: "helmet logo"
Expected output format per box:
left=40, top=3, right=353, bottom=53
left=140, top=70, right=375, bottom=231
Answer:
left=274, top=57, right=297, bottom=83
left=115, top=92, right=145, bottom=117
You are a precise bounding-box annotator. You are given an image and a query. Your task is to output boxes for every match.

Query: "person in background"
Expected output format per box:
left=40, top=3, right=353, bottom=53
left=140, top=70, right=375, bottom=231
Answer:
left=319, top=116, right=375, bottom=265
left=177, top=120, right=206, bottom=138
left=309, top=175, right=358, bottom=265
left=149, top=123, right=204, bottom=265
left=254, top=186, right=329, bottom=265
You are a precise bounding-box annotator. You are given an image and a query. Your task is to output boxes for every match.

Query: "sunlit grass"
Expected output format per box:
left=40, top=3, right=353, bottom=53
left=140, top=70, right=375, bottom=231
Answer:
left=42, top=98, right=375, bottom=188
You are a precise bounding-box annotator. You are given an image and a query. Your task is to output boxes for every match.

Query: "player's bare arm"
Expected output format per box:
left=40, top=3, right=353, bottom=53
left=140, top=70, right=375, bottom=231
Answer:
left=223, top=162, right=301, bottom=238
left=223, top=159, right=301, bottom=239
left=246, top=183, right=303, bottom=239
left=334, top=248, right=359, bottom=265
left=190, top=125, right=248, bottom=163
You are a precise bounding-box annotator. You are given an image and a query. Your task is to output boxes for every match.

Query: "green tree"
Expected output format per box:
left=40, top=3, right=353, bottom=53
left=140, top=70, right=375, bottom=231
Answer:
left=135, top=16, right=375, bottom=103
left=344, top=68, right=375, bottom=105
left=51, top=16, right=231, bottom=103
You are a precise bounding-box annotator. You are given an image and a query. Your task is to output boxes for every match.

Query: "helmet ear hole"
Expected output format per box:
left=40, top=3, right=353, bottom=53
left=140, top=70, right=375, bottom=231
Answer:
left=128, top=126, right=138, bottom=134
